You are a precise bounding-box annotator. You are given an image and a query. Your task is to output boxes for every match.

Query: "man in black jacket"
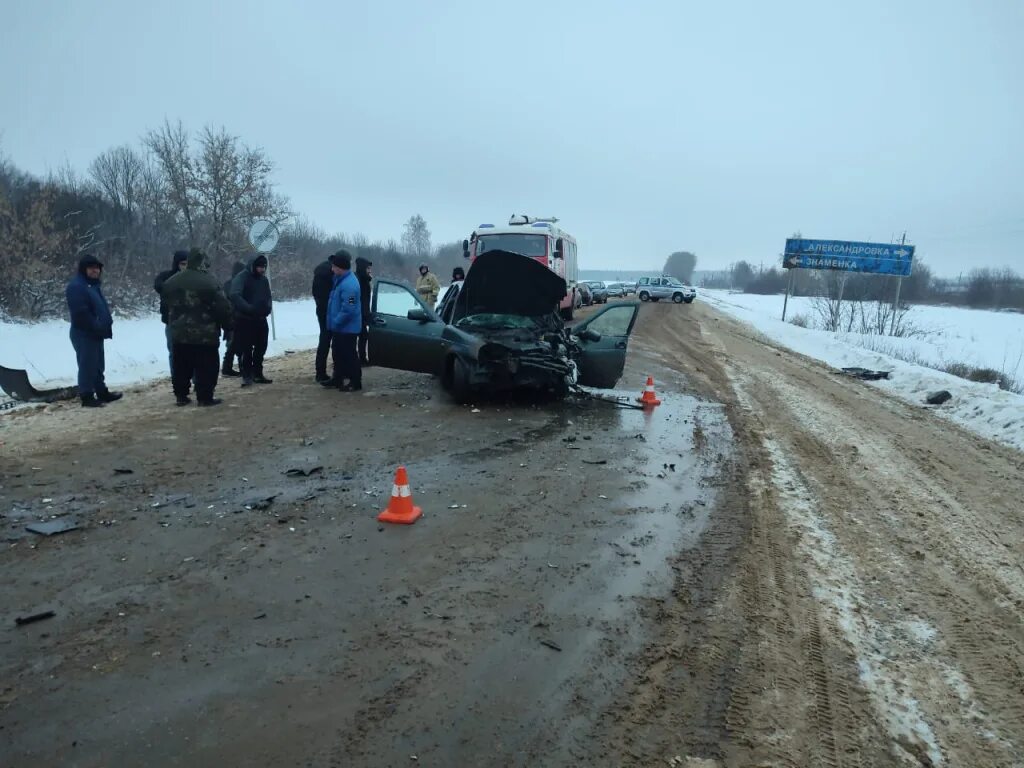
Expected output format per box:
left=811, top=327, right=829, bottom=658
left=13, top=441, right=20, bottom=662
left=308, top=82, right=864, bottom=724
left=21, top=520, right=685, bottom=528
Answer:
left=311, top=255, right=334, bottom=382
left=154, top=251, right=189, bottom=376
left=355, top=256, right=373, bottom=365
left=221, top=260, right=247, bottom=376
left=228, top=254, right=273, bottom=387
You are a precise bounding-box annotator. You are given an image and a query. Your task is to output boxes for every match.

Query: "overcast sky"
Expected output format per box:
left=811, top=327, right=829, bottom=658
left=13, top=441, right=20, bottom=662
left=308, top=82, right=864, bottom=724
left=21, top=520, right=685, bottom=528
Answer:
left=3, top=0, right=1022, bottom=275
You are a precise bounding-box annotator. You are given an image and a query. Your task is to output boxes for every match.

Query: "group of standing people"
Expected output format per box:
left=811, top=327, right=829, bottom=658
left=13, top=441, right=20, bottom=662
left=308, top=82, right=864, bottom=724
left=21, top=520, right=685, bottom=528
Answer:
left=151, top=250, right=275, bottom=406
left=313, top=250, right=371, bottom=391
left=65, top=248, right=452, bottom=408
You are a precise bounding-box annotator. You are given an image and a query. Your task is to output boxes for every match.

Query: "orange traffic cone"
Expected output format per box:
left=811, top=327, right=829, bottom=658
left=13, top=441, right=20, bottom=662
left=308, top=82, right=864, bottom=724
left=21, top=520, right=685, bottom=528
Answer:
left=637, top=376, right=662, bottom=407
left=378, top=466, right=423, bottom=525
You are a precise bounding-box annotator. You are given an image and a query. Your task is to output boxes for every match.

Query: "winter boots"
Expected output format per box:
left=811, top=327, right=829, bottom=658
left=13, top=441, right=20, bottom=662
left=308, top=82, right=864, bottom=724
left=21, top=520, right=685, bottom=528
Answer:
left=81, top=394, right=104, bottom=408
left=97, top=388, right=123, bottom=403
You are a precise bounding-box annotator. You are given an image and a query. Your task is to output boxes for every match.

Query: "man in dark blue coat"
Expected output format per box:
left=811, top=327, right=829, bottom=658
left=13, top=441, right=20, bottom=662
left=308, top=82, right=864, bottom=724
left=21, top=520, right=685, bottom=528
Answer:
left=65, top=254, right=122, bottom=408
left=321, top=250, right=362, bottom=391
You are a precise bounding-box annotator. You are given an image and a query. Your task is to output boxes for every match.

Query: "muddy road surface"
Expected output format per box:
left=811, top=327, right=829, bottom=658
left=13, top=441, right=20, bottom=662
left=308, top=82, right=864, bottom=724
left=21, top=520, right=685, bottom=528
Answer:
left=2, top=301, right=1023, bottom=767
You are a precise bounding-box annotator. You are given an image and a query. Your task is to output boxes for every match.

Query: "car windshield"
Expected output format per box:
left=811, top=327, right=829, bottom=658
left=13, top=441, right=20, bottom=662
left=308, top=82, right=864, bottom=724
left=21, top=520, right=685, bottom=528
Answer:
left=457, top=313, right=540, bottom=331
left=476, top=234, right=547, bottom=258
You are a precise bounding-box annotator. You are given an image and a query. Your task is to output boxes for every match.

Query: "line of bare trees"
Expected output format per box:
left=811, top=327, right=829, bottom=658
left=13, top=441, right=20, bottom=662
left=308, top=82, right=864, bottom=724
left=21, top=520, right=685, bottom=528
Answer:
left=1, top=123, right=464, bottom=321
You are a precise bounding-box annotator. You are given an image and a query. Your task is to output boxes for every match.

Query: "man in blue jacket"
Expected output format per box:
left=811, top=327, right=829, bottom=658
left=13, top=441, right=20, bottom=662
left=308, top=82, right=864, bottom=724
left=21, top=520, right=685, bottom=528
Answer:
left=65, top=254, right=122, bottom=408
left=321, top=250, right=363, bottom=391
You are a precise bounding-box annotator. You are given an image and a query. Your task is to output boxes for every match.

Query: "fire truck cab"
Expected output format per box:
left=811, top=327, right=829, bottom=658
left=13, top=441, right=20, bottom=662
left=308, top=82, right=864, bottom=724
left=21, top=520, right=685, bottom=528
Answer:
left=463, top=215, right=580, bottom=320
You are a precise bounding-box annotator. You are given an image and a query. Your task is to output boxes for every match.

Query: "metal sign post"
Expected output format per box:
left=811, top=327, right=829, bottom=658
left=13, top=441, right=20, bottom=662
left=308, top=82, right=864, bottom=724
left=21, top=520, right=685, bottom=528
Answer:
left=889, top=233, right=907, bottom=336
left=247, top=219, right=281, bottom=341
left=782, top=268, right=795, bottom=322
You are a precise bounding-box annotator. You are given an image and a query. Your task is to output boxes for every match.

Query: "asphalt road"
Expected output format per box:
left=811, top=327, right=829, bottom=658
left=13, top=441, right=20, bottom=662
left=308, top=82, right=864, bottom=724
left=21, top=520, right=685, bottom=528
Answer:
left=2, top=300, right=1022, bottom=767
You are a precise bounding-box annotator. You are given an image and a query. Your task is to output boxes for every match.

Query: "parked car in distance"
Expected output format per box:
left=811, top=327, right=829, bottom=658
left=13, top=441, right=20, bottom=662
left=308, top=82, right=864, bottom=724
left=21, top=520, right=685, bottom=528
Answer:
left=584, top=281, right=609, bottom=303
left=576, top=281, right=593, bottom=306
left=635, top=276, right=697, bottom=304
left=604, top=283, right=626, bottom=298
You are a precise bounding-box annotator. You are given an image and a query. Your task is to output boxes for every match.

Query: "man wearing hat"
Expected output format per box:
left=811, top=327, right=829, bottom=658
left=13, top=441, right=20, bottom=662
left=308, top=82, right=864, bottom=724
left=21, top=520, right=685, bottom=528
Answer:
left=321, top=250, right=362, bottom=391
left=228, top=253, right=274, bottom=387
left=65, top=254, right=122, bottom=408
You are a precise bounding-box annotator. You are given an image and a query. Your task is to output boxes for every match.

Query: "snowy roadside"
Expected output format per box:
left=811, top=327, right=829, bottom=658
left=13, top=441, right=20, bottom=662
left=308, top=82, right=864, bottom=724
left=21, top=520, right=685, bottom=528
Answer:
left=0, top=299, right=323, bottom=391
left=700, top=289, right=1024, bottom=453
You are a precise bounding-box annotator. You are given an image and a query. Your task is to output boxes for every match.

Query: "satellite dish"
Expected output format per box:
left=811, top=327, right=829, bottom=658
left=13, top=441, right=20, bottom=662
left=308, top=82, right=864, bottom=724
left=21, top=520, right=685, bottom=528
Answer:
left=248, top=220, right=280, bottom=254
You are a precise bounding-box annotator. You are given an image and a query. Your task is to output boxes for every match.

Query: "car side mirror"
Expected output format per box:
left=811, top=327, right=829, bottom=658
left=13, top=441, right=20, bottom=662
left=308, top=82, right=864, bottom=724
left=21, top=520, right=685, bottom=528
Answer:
left=578, top=328, right=601, bottom=343
left=407, top=308, right=433, bottom=323
left=462, top=239, right=470, bottom=259
left=553, top=237, right=564, bottom=260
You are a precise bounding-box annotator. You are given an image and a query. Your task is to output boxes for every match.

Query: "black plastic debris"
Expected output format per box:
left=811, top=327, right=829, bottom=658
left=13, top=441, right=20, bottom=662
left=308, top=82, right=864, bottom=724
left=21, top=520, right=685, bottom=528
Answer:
left=841, top=367, right=891, bottom=381
left=926, top=390, right=952, bottom=405
left=113, top=468, right=134, bottom=475
left=26, top=519, right=79, bottom=536
left=15, top=610, right=55, bottom=626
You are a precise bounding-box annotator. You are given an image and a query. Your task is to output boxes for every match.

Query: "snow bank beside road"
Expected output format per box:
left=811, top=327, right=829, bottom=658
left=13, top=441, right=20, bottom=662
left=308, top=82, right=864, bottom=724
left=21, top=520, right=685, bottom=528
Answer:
left=701, top=289, right=1024, bottom=452
left=0, top=299, right=322, bottom=389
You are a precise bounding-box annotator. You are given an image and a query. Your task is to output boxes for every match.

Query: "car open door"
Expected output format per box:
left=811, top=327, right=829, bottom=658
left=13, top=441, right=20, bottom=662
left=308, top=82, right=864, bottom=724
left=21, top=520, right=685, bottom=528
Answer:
left=369, top=280, right=445, bottom=374
left=573, top=302, right=640, bottom=388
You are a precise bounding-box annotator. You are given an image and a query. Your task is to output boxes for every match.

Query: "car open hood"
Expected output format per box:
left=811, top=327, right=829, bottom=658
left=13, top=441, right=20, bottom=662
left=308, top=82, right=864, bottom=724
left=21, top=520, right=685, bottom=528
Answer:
left=454, top=250, right=567, bottom=321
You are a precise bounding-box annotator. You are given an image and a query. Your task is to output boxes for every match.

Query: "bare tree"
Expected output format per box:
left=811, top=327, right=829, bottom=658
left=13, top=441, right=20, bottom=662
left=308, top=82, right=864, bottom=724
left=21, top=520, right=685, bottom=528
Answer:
left=145, top=119, right=197, bottom=241
left=194, top=125, right=278, bottom=260
left=401, top=214, right=431, bottom=261
left=89, top=145, right=144, bottom=219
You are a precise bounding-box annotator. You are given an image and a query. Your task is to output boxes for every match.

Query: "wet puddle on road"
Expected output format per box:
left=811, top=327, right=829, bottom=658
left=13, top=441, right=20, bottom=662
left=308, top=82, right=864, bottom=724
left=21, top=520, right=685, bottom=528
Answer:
left=546, top=392, right=732, bottom=619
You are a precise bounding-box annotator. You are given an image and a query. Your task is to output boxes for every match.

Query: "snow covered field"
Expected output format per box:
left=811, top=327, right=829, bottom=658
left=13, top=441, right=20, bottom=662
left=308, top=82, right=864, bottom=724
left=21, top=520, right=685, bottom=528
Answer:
left=0, top=299, right=324, bottom=390
left=701, top=289, right=1024, bottom=452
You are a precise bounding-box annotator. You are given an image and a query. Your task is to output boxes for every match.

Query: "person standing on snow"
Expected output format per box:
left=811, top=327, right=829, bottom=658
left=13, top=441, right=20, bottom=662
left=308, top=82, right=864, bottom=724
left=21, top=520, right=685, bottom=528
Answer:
left=220, top=260, right=246, bottom=377
left=162, top=248, right=233, bottom=407
left=228, top=254, right=273, bottom=387
left=154, top=250, right=189, bottom=377
left=65, top=254, right=122, bottom=408
left=415, top=263, right=440, bottom=307
left=321, top=250, right=362, bottom=391
left=311, top=254, right=334, bottom=382
left=355, top=256, right=373, bottom=365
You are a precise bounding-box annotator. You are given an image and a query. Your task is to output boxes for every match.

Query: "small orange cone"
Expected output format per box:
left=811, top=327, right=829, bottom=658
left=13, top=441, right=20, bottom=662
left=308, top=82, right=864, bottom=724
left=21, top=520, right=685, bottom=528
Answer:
left=637, top=376, right=662, bottom=407
left=378, top=466, right=423, bottom=525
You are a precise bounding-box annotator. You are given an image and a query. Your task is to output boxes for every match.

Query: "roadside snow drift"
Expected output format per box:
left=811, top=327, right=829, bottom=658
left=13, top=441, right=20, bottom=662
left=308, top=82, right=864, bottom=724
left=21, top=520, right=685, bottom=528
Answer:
left=701, top=290, right=1024, bottom=453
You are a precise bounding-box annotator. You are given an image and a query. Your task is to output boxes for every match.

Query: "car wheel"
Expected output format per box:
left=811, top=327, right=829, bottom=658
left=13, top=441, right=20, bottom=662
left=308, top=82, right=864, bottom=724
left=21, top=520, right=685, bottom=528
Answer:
left=451, top=356, right=473, bottom=404
left=638, top=291, right=650, bottom=302
left=672, top=292, right=684, bottom=303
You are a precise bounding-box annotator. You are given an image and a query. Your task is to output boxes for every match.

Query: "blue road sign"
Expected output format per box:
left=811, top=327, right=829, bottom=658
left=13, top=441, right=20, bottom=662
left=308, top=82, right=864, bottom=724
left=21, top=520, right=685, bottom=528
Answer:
left=784, top=238, right=915, bottom=276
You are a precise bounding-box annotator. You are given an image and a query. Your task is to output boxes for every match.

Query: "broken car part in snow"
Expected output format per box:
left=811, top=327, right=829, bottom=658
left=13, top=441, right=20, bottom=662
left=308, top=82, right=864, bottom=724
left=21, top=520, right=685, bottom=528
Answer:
left=925, top=390, right=953, bottom=405
left=841, top=367, right=892, bottom=381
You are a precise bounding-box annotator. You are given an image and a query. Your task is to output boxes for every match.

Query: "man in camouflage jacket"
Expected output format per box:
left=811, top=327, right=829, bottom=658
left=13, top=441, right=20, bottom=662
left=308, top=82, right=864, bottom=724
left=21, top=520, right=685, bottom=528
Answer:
left=162, top=248, right=234, bottom=407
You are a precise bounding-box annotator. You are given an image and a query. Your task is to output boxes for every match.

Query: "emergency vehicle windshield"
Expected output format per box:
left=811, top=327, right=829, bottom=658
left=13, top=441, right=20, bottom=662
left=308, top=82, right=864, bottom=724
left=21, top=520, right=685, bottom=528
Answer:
left=475, top=233, right=547, bottom=258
